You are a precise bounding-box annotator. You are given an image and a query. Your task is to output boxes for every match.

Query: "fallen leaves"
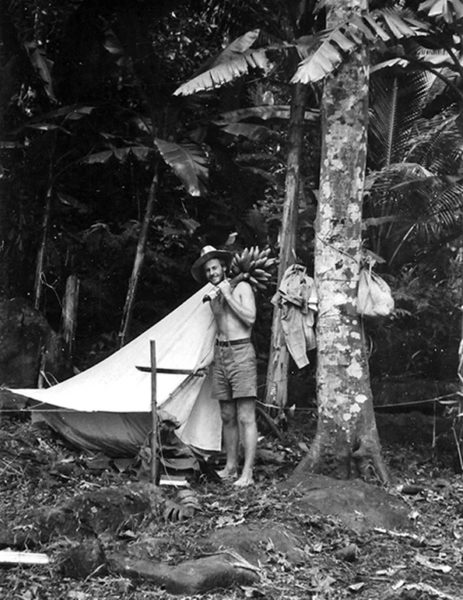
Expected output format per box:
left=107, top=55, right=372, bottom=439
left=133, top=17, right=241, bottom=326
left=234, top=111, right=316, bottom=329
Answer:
left=2, top=416, right=463, bottom=600
left=415, top=553, right=452, bottom=573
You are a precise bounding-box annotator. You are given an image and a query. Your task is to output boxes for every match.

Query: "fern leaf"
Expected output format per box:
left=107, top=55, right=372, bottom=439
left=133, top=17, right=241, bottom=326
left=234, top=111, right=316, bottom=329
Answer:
left=154, top=138, right=208, bottom=197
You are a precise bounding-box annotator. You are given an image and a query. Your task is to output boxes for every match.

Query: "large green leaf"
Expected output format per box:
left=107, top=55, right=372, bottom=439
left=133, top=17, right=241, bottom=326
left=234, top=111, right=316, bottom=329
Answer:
left=33, top=104, right=95, bottom=121
left=218, top=122, right=271, bottom=141
left=174, top=30, right=272, bottom=96
left=217, top=29, right=261, bottom=57
left=84, top=146, right=152, bottom=164
left=419, top=0, right=463, bottom=23
left=24, top=105, right=95, bottom=134
left=154, top=138, right=208, bottom=197
left=24, top=41, right=56, bottom=102
left=292, top=9, right=431, bottom=84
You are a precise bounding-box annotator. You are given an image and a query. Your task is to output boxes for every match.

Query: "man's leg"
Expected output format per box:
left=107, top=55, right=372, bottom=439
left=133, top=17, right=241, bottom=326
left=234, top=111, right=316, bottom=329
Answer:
left=234, top=397, right=257, bottom=487
left=217, top=400, right=239, bottom=479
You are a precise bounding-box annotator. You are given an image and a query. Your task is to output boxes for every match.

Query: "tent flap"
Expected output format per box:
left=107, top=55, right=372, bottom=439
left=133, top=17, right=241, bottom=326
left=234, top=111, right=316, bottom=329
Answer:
left=12, top=285, right=222, bottom=454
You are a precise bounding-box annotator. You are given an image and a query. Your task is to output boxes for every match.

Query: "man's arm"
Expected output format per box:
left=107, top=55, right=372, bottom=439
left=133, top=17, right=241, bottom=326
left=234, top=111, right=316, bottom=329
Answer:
left=218, top=280, right=256, bottom=327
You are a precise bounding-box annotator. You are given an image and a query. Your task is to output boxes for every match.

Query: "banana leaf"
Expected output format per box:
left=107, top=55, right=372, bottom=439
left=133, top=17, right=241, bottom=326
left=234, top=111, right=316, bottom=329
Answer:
left=292, top=9, right=430, bottom=84
left=174, top=30, right=272, bottom=96
left=154, top=138, right=208, bottom=197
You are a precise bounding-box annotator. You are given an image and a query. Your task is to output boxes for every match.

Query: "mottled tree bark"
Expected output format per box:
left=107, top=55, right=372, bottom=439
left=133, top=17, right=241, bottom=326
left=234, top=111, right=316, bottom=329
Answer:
left=265, top=83, right=308, bottom=408
left=295, top=0, right=388, bottom=482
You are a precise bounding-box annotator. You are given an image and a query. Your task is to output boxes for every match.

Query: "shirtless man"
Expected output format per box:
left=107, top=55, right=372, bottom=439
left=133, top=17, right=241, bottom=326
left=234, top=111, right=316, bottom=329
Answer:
left=191, top=245, right=257, bottom=487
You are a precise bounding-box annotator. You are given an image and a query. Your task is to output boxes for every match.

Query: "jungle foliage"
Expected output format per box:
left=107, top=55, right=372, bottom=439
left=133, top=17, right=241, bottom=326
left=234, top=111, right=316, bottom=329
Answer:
left=0, top=0, right=461, bottom=383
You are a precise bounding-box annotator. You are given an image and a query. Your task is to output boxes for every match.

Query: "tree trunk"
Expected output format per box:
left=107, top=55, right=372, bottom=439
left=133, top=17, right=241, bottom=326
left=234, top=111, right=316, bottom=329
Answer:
left=265, top=83, right=308, bottom=409
left=457, top=247, right=463, bottom=468
left=61, top=274, right=80, bottom=358
left=295, top=0, right=388, bottom=482
left=118, top=169, right=158, bottom=347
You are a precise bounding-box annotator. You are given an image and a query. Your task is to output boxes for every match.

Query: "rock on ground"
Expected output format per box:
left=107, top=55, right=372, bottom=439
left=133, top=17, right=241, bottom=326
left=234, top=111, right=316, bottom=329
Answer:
left=285, top=473, right=411, bottom=533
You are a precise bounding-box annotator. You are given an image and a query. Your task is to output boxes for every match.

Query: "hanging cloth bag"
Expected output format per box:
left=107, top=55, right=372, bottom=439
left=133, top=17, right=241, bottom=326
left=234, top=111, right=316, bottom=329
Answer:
left=357, top=266, right=394, bottom=317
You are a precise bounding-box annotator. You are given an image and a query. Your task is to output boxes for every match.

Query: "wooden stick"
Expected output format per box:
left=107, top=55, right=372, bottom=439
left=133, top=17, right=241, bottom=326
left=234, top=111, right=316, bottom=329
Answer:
left=150, top=340, right=159, bottom=485
left=202, top=272, right=248, bottom=302
left=0, top=550, right=50, bottom=565
left=119, top=170, right=158, bottom=347
left=136, top=366, right=205, bottom=375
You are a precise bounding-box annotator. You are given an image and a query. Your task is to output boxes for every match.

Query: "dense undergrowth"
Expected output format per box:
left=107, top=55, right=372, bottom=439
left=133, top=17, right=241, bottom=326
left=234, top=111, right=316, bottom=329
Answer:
left=1, top=412, right=462, bottom=600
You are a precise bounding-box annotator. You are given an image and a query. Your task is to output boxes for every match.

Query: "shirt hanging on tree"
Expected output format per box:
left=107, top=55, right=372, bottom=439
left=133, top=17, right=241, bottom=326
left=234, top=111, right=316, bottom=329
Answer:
left=272, top=264, right=318, bottom=369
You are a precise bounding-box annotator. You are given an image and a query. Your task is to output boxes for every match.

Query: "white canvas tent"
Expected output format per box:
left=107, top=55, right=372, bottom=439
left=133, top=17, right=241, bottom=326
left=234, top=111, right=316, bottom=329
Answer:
left=12, top=284, right=222, bottom=456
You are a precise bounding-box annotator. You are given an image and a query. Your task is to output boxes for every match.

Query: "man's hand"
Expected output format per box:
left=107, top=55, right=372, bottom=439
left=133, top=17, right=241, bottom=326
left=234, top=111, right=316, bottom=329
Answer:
left=217, top=279, right=232, bottom=298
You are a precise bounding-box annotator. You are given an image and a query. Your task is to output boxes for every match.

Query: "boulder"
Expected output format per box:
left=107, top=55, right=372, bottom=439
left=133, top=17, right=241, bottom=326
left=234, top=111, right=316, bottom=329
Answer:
left=285, top=473, right=411, bottom=533
left=0, top=297, right=69, bottom=393
left=30, top=485, right=154, bottom=542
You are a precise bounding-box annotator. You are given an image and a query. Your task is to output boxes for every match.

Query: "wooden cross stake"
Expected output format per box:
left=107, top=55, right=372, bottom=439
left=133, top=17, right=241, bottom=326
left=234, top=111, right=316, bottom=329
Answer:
left=150, top=340, right=159, bottom=485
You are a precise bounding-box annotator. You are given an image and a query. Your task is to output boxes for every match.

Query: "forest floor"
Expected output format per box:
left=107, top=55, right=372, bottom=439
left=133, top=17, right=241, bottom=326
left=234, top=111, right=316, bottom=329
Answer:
left=1, top=410, right=462, bottom=600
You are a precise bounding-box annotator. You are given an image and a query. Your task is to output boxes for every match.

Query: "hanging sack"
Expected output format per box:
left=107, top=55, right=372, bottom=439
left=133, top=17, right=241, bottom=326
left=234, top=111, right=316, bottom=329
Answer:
left=357, top=267, right=394, bottom=317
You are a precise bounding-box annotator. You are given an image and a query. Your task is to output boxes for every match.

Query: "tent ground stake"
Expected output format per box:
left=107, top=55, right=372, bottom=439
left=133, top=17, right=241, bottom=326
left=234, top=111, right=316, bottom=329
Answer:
left=150, top=340, right=160, bottom=485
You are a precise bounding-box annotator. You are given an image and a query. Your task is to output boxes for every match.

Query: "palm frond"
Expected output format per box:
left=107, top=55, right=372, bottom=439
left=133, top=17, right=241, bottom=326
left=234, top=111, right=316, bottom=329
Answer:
left=174, top=30, right=273, bottom=96
left=365, top=162, right=434, bottom=199
left=292, top=9, right=430, bottom=84
left=370, top=168, right=463, bottom=239
left=418, top=182, right=463, bottom=232
left=402, top=108, right=463, bottom=173
left=154, top=138, right=208, bottom=197
left=369, top=70, right=430, bottom=168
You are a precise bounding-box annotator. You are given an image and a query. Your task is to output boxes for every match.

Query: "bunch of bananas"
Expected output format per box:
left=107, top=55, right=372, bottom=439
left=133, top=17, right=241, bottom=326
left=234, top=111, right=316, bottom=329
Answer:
left=229, top=246, right=277, bottom=290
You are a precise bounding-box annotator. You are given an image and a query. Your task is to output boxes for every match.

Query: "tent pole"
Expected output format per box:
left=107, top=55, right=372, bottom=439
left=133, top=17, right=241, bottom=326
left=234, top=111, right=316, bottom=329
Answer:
left=150, top=340, right=160, bottom=485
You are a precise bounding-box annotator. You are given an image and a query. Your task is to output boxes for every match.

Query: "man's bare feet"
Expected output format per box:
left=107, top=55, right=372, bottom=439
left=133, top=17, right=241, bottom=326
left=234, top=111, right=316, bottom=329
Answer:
left=216, top=467, right=238, bottom=480
left=233, top=472, right=254, bottom=487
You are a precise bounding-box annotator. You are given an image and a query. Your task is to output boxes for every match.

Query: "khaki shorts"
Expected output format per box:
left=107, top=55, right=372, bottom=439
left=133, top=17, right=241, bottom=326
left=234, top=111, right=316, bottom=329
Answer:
left=212, top=339, right=257, bottom=401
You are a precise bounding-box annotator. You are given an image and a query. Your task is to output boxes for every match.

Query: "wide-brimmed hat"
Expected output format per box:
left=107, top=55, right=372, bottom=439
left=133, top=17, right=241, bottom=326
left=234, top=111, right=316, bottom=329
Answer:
left=191, top=245, right=232, bottom=283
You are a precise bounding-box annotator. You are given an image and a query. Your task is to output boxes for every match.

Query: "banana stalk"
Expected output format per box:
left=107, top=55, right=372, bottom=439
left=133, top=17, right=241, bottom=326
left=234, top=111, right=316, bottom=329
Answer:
left=230, top=246, right=277, bottom=292
left=203, top=246, right=276, bottom=302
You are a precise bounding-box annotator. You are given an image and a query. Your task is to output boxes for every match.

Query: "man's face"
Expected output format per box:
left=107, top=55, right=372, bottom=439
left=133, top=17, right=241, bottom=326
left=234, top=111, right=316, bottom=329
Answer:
left=204, top=258, right=225, bottom=285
